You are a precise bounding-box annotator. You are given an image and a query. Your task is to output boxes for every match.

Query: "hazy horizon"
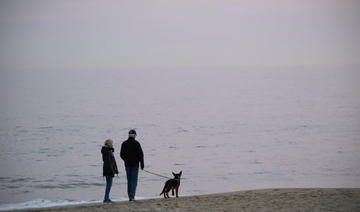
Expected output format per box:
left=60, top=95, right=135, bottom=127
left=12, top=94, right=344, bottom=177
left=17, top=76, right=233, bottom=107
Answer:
left=1, top=0, right=360, bottom=72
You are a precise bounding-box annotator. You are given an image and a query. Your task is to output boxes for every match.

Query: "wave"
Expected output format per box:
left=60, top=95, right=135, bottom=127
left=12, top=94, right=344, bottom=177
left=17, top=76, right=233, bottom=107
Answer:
left=0, top=199, right=99, bottom=211
left=0, top=196, right=160, bottom=211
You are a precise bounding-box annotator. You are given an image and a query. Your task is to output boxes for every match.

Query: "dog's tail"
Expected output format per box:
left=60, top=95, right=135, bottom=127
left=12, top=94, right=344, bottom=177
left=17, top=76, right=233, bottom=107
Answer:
left=160, top=186, right=166, bottom=196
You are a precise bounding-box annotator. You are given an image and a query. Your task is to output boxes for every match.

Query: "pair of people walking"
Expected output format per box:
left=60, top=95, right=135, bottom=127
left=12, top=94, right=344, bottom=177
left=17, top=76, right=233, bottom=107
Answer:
left=101, top=129, right=144, bottom=203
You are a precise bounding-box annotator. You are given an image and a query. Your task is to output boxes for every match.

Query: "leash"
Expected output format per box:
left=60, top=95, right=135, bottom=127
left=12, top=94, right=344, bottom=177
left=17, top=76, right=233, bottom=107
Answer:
left=143, top=169, right=170, bottom=179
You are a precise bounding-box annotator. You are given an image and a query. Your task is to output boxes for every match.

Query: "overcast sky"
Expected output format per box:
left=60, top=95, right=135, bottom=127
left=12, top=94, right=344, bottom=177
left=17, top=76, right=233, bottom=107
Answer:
left=0, top=0, right=359, bottom=71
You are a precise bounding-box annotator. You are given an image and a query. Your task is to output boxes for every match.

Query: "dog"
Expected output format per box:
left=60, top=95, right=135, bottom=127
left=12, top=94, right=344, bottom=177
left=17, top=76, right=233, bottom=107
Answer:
left=160, top=171, right=182, bottom=198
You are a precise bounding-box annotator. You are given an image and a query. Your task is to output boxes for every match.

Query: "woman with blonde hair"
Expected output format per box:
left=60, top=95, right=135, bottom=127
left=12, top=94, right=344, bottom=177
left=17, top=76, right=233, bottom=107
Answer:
left=101, top=139, right=118, bottom=203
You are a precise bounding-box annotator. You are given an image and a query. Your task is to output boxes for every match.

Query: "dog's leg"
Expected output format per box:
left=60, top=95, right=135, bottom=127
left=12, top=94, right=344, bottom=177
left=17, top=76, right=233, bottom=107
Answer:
left=175, top=185, right=179, bottom=198
left=172, top=188, right=175, bottom=196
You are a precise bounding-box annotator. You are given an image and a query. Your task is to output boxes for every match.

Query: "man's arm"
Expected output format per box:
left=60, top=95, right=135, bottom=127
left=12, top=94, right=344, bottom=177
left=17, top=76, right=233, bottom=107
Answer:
left=120, top=143, right=125, bottom=160
left=138, top=143, right=144, bottom=170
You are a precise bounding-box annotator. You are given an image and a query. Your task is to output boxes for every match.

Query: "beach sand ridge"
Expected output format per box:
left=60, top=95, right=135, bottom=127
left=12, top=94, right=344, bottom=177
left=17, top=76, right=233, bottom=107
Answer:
left=8, top=188, right=360, bottom=212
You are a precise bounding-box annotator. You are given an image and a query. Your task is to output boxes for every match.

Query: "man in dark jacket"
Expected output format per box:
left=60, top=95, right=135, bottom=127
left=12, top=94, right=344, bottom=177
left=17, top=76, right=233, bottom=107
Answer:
left=120, top=129, right=144, bottom=201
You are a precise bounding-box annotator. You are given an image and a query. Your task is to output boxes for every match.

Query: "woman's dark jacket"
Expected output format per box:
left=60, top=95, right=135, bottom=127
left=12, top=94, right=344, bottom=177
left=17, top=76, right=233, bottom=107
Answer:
left=101, top=146, right=119, bottom=177
left=120, top=137, right=144, bottom=169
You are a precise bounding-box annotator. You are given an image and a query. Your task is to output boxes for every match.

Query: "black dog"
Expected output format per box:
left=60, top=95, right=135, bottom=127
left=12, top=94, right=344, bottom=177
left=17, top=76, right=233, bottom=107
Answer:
left=160, top=171, right=182, bottom=198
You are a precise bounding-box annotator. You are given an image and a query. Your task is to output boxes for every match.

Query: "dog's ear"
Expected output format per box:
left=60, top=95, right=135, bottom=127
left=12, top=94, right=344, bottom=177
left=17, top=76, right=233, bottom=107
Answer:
left=179, top=171, right=182, bottom=176
left=172, top=172, right=175, bottom=176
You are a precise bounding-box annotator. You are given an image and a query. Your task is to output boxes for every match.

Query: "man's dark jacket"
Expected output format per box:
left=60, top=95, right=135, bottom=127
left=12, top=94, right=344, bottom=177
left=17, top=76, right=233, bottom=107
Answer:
left=101, top=146, right=119, bottom=177
left=120, top=137, right=144, bottom=169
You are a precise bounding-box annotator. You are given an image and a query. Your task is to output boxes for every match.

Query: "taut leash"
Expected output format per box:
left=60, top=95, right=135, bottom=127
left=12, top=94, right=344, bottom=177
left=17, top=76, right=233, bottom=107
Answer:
left=143, top=169, right=170, bottom=179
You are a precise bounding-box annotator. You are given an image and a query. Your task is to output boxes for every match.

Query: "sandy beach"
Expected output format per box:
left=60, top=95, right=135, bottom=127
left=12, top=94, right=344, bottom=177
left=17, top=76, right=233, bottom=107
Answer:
left=7, top=188, right=360, bottom=212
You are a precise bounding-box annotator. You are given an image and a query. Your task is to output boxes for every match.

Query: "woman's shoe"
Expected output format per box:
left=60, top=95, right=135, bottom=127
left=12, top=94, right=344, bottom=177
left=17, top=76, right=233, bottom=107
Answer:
left=103, top=199, right=113, bottom=204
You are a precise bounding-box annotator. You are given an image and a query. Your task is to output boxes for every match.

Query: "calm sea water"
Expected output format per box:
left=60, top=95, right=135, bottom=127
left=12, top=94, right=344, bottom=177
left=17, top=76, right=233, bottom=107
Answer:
left=0, top=66, right=359, bottom=208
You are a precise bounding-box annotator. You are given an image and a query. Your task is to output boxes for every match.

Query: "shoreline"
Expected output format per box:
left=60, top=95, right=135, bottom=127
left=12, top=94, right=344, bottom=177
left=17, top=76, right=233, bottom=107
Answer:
left=2, top=188, right=360, bottom=212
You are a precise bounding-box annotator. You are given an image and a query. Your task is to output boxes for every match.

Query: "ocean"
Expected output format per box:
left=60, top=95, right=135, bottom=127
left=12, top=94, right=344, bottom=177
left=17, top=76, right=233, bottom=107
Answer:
left=0, top=66, right=359, bottom=210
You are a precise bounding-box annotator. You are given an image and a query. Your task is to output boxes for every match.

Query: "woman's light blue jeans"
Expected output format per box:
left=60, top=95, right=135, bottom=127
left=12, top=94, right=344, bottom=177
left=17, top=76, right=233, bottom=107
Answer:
left=104, top=176, right=113, bottom=202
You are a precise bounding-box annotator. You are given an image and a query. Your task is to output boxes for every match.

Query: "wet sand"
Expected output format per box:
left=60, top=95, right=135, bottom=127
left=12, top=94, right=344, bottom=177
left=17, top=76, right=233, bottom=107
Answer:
left=8, top=188, right=360, bottom=212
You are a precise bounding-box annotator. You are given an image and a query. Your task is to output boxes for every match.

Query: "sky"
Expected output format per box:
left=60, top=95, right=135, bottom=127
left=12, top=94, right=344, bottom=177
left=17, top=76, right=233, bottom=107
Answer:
left=0, top=0, right=359, bottom=71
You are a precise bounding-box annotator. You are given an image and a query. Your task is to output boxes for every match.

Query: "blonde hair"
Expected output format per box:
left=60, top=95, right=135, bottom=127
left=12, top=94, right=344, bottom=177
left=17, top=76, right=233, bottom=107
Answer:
left=104, top=139, right=114, bottom=148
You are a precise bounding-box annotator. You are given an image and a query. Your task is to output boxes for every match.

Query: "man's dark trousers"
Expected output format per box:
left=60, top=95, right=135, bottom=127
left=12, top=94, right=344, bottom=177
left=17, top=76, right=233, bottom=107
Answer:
left=125, top=167, right=139, bottom=200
